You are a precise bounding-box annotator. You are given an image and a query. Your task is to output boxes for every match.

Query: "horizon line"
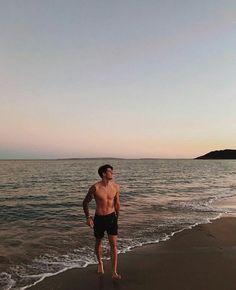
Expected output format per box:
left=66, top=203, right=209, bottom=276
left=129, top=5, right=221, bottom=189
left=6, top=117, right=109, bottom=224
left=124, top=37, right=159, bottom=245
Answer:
left=0, top=157, right=194, bottom=161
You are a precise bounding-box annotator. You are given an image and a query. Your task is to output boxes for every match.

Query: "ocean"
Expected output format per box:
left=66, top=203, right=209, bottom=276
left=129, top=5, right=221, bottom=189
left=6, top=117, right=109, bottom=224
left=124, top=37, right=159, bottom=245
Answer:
left=0, top=159, right=236, bottom=290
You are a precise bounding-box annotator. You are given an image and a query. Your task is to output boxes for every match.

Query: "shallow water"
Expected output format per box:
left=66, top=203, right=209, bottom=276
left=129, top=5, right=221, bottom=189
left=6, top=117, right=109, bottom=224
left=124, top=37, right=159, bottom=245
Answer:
left=0, top=159, right=236, bottom=290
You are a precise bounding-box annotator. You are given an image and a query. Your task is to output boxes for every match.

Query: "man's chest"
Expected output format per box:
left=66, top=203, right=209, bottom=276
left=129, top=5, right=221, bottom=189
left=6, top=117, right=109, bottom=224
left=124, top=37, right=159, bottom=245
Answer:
left=95, top=188, right=116, bottom=201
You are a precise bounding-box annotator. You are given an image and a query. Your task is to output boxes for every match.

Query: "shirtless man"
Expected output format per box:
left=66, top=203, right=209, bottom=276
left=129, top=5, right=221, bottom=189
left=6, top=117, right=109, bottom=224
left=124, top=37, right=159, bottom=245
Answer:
left=82, top=164, right=121, bottom=280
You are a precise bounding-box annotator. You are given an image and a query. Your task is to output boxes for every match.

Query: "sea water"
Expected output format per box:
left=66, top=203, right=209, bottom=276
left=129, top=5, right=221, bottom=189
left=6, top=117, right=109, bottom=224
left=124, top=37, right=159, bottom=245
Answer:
left=0, top=159, right=236, bottom=290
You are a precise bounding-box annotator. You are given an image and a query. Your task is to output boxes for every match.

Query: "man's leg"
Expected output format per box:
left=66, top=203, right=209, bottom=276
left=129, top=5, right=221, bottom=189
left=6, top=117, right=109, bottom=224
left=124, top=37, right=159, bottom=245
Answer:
left=108, top=235, right=121, bottom=279
left=95, top=238, right=104, bottom=273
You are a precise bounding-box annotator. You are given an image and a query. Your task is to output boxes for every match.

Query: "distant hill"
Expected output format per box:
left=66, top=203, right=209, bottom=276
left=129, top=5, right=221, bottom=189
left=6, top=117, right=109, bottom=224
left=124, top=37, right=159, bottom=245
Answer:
left=196, top=149, right=236, bottom=159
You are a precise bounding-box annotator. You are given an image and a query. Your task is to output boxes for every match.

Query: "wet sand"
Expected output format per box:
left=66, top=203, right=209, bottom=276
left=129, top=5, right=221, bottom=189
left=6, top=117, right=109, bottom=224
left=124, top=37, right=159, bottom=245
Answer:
left=28, top=216, right=236, bottom=290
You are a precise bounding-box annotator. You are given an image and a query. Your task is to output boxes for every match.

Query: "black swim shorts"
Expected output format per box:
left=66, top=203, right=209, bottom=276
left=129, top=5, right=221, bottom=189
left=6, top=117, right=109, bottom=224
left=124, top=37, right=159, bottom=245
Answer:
left=93, top=212, right=118, bottom=239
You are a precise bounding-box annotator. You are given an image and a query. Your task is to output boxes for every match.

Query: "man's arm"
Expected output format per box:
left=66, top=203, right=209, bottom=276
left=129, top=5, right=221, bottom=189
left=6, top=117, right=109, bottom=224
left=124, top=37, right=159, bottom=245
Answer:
left=114, top=184, right=120, bottom=218
left=82, top=185, right=96, bottom=219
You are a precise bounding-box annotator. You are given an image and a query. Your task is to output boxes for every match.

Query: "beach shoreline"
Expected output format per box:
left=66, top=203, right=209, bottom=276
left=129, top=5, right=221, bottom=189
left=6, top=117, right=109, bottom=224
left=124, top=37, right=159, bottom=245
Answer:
left=27, top=214, right=236, bottom=290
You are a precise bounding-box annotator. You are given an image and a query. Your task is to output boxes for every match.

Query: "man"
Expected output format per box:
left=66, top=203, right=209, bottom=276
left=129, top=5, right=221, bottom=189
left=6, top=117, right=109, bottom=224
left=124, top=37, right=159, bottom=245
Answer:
left=82, top=164, right=121, bottom=280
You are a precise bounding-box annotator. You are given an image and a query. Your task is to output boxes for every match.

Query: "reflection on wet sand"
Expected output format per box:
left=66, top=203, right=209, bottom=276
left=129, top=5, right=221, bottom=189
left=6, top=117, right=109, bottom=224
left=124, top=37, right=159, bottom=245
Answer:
left=97, top=274, right=121, bottom=290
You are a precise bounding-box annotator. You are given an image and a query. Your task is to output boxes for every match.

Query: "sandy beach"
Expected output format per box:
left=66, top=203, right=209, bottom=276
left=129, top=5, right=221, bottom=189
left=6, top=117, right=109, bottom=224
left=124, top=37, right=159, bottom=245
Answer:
left=27, top=216, right=236, bottom=290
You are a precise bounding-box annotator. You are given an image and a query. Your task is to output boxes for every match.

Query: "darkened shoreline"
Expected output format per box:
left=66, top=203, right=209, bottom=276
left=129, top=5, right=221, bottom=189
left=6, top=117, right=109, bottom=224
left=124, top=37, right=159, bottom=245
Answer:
left=27, top=216, right=236, bottom=290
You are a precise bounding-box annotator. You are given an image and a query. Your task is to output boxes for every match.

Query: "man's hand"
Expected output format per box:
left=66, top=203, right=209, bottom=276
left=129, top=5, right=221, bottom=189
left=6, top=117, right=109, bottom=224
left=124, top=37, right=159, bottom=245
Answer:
left=86, top=217, right=94, bottom=228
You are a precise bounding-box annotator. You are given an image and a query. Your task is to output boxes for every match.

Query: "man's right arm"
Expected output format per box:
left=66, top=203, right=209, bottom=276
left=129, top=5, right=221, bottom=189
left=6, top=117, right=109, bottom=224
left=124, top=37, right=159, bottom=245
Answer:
left=82, top=184, right=96, bottom=220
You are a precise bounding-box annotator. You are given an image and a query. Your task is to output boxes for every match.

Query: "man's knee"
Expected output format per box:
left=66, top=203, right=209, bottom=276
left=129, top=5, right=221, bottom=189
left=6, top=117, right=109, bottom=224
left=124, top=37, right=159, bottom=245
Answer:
left=109, top=237, right=117, bottom=249
left=95, top=238, right=102, bottom=248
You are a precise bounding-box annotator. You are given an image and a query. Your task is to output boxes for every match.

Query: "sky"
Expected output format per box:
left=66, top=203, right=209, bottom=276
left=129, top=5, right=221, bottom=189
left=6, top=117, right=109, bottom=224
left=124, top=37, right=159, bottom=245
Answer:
left=1, top=0, right=235, bottom=159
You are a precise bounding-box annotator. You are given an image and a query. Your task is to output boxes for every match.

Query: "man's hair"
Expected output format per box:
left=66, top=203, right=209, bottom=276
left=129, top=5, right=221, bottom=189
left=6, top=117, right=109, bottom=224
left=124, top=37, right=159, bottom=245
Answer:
left=98, top=164, right=113, bottom=178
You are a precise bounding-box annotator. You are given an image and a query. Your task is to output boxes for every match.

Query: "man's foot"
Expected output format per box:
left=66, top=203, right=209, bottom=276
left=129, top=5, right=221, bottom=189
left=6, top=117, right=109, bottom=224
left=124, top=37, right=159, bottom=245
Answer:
left=112, top=272, right=121, bottom=280
left=97, top=262, right=104, bottom=274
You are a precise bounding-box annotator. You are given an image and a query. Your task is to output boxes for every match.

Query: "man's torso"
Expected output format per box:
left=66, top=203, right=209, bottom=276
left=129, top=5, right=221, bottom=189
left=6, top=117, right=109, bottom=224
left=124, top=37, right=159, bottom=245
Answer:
left=94, top=181, right=118, bottom=215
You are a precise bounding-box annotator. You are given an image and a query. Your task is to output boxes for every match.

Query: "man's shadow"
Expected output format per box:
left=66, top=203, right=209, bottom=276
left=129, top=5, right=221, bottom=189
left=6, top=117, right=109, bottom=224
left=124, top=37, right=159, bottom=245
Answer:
left=97, top=274, right=121, bottom=290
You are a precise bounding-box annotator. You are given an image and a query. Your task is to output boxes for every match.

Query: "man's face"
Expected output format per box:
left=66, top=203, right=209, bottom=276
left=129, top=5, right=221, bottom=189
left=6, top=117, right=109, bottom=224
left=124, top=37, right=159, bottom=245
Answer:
left=104, top=168, right=113, bottom=180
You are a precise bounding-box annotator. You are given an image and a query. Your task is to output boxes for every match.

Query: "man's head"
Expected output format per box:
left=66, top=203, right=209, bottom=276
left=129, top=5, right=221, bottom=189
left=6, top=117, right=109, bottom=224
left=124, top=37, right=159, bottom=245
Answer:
left=98, top=164, right=113, bottom=179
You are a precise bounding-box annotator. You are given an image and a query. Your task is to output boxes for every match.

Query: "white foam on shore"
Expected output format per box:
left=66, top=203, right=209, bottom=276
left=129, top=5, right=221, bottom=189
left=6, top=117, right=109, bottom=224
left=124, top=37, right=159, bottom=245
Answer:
left=19, top=258, right=98, bottom=290
left=18, top=252, right=97, bottom=290
left=20, top=213, right=225, bottom=290
left=9, top=193, right=235, bottom=290
left=20, top=264, right=90, bottom=290
left=0, top=272, right=16, bottom=290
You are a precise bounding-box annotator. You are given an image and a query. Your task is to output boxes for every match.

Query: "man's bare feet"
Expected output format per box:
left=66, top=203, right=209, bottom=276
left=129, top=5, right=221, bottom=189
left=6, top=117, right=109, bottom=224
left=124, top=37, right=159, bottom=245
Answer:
left=97, top=262, right=104, bottom=274
left=112, top=272, right=121, bottom=280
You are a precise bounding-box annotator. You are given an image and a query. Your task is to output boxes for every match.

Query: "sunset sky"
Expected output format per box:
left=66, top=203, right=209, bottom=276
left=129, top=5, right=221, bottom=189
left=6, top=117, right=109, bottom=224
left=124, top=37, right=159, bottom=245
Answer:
left=1, top=0, right=235, bottom=159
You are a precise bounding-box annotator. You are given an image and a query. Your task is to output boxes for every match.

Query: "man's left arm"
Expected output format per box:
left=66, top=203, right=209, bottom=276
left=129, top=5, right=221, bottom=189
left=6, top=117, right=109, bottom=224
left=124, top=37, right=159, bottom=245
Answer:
left=114, top=184, right=120, bottom=218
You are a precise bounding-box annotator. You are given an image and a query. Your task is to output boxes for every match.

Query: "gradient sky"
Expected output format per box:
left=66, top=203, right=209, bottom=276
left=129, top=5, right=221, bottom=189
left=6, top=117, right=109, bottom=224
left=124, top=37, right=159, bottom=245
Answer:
left=1, top=0, right=235, bottom=159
